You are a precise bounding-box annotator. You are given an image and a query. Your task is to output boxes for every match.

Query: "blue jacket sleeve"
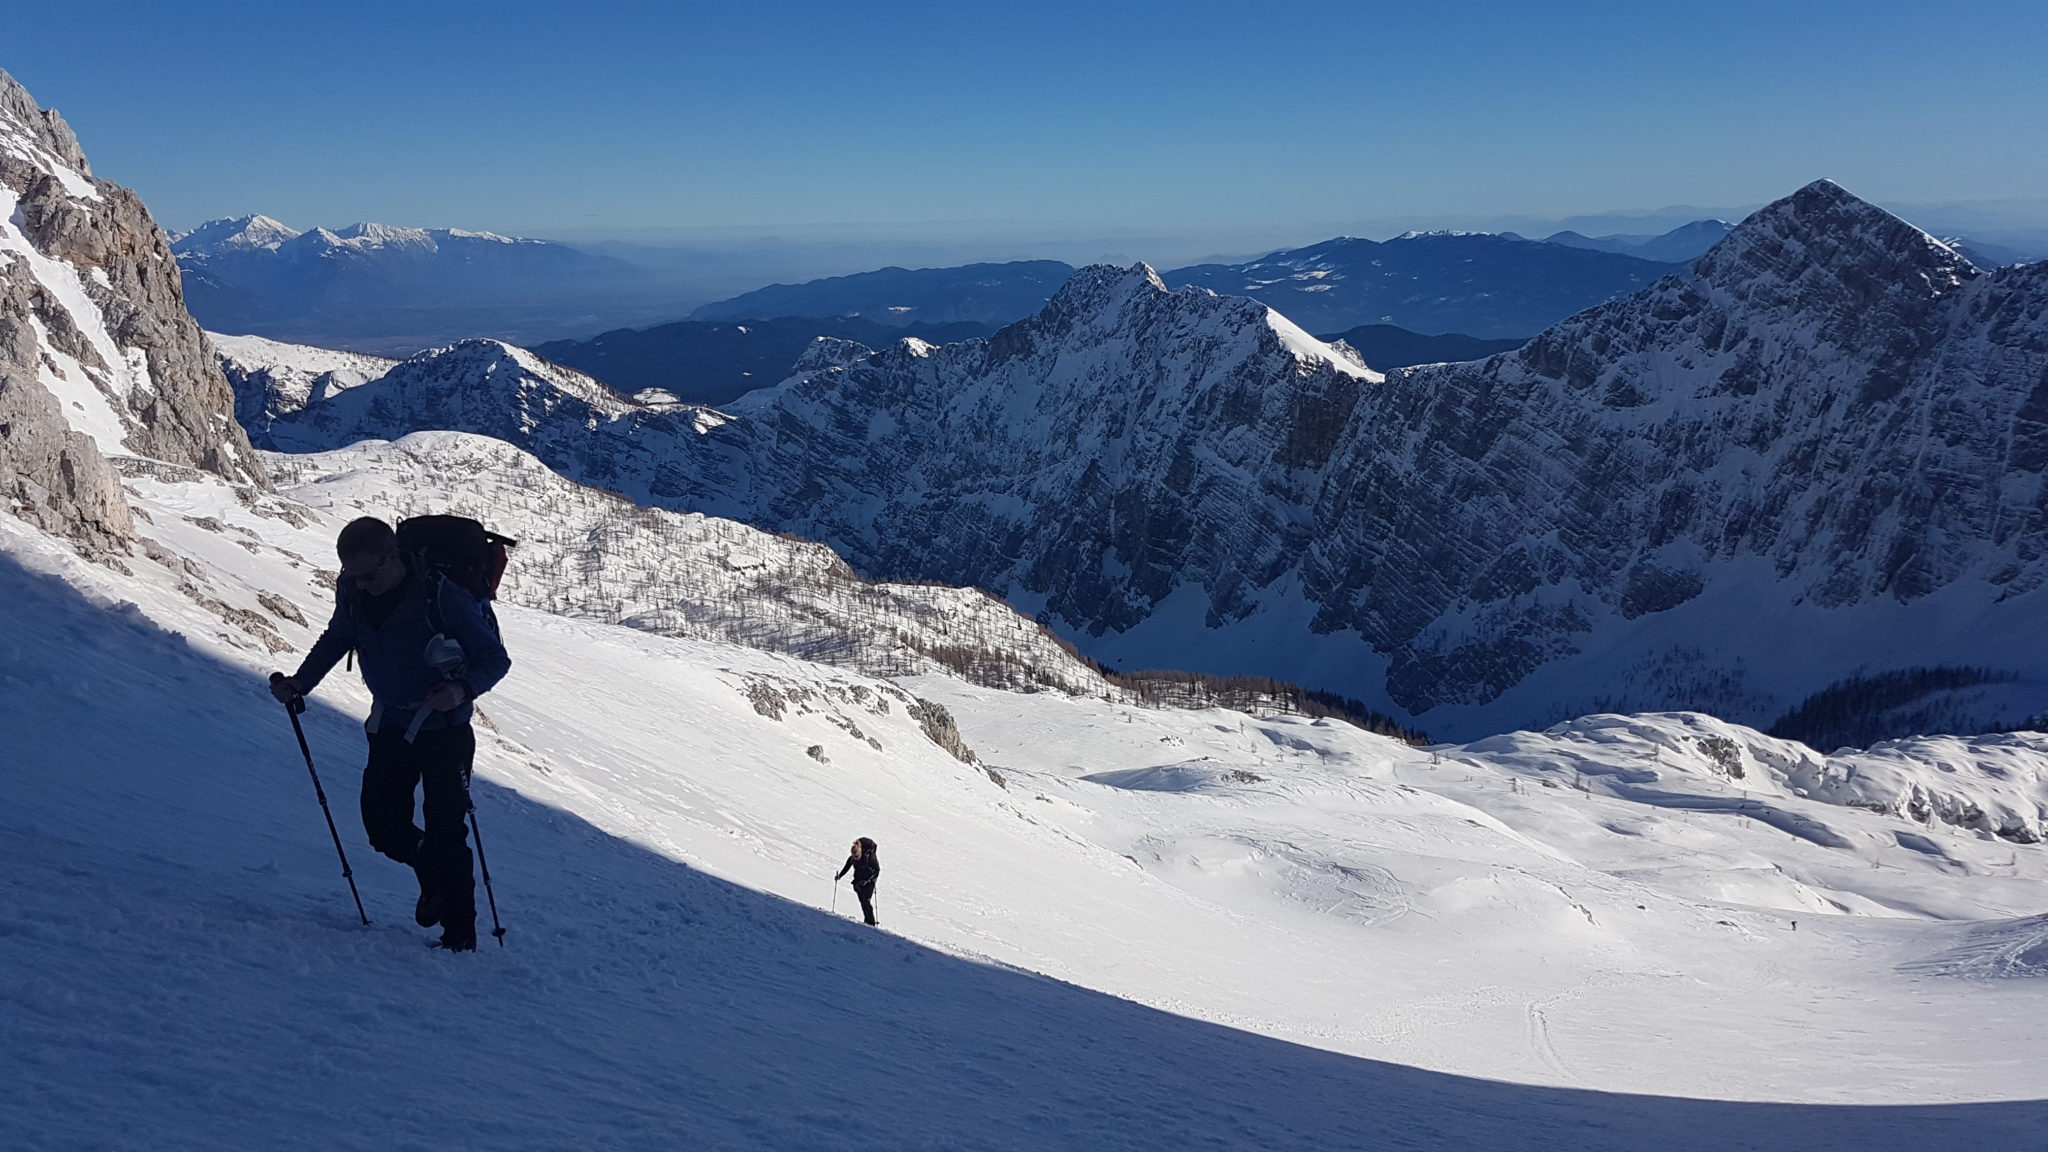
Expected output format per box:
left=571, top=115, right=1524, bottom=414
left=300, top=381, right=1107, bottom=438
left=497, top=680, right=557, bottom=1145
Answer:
left=292, top=579, right=355, bottom=694
left=438, top=581, right=512, bottom=699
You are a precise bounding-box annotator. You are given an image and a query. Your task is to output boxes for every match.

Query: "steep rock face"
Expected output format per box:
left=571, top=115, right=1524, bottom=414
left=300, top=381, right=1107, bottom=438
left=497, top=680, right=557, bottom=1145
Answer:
left=1298, top=181, right=2047, bottom=717
left=242, top=183, right=2048, bottom=737
left=693, top=266, right=1381, bottom=637
left=0, top=70, right=264, bottom=556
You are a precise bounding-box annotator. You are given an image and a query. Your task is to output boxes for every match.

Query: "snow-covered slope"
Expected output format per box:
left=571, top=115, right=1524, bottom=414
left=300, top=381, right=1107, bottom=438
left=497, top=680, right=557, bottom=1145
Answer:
left=263, top=431, right=1109, bottom=695
left=14, top=397, right=2048, bottom=1140
left=210, top=331, right=398, bottom=439
left=7, top=464, right=2048, bottom=1148
left=17, top=62, right=2048, bottom=1150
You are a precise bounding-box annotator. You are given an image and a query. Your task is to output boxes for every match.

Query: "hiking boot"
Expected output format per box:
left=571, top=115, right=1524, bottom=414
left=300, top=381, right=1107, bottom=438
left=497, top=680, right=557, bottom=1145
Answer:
left=412, top=863, right=443, bottom=928
left=435, top=922, right=477, bottom=952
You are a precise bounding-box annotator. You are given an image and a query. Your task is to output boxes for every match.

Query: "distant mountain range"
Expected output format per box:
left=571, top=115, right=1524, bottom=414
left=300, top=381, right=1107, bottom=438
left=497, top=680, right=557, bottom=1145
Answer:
left=232, top=181, right=2048, bottom=741
left=169, top=204, right=2038, bottom=366
left=1161, top=234, right=1682, bottom=338
left=672, top=234, right=1688, bottom=342
left=687, top=261, right=1078, bottom=328
left=1536, top=219, right=1734, bottom=263
left=171, top=215, right=698, bottom=355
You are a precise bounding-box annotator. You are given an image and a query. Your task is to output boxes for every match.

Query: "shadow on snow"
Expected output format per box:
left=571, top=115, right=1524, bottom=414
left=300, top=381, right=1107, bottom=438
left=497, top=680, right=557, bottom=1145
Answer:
left=1, top=553, right=2042, bottom=1151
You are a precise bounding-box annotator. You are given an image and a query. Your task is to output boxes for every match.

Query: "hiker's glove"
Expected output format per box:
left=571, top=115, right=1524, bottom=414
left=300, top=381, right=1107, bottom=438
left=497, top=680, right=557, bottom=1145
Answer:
left=268, top=673, right=302, bottom=704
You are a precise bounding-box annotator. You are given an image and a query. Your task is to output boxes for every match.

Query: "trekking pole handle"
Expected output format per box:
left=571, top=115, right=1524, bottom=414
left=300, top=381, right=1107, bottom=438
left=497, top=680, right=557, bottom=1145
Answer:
left=270, top=672, right=308, bottom=716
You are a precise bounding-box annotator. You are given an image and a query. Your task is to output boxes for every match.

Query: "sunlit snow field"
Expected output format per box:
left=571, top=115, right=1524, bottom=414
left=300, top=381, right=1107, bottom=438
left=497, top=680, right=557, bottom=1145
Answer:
left=5, top=443, right=2048, bottom=1150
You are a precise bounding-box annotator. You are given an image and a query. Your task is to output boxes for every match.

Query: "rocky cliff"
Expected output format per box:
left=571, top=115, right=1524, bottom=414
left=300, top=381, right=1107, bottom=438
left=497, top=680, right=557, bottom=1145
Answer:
left=0, top=69, right=264, bottom=558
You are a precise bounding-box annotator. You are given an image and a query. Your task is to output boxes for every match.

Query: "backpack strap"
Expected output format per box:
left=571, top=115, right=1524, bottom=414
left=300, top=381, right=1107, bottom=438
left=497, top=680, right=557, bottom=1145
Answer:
left=425, top=570, right=449, bottom=638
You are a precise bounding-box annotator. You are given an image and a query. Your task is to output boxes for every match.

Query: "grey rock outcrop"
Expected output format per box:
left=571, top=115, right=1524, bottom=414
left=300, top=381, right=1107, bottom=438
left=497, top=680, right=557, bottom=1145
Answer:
left=0, top=69, right=265, bottom=557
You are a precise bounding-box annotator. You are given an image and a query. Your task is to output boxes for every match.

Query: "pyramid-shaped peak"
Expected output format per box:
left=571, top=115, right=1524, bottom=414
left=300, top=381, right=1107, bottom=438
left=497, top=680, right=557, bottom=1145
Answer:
left=1029, top=263, right=1176, bottom=336
left=1697, top=178, right=1977, bottom=291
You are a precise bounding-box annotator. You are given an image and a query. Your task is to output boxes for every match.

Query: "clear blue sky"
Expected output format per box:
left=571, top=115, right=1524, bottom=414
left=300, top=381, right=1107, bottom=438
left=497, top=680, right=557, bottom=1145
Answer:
left=9, top=0, right=2046, bottom=239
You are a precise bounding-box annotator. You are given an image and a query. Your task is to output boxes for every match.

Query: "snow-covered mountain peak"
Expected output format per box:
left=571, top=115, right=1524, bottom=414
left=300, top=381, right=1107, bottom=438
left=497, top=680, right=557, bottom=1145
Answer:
left=1042, top=261, right=1169, bottom=312
left=790, top=335, right=876, bottom=375
left=210, top=331, right=399, bottom=434
left=334, top=221, right=431, bottom=244
left=241, top=334, right=742, bottom=474
left=395, top=338, right=629, bottom=405
left=1696, top=179, right=1978, bottom=298
left=221, top=175, right=2048, bottom=743
left=171, top=214, right=302, bottom=255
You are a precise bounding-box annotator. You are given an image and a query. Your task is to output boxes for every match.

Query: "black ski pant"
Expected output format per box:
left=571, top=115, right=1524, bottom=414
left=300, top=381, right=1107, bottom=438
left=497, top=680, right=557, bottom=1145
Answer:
left=854, top=882, right=878, bottom=925
left=360, top=722, right=476, bottom=930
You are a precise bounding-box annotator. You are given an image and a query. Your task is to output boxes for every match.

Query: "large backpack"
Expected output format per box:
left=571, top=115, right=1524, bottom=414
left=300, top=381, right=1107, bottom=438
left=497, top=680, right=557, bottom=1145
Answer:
left=396, top=515, right=516, bottom=637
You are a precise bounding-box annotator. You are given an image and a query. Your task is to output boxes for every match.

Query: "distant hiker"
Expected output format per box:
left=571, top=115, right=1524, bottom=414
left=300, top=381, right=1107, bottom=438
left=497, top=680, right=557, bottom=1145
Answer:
left=269, top=515, right=512, bottom=951
left=835, top=837, right=881, bottom=926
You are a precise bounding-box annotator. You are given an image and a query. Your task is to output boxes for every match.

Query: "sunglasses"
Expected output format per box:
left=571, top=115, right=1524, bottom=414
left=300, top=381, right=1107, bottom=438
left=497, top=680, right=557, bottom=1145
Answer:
left=341, top=551, right=398, bottom=585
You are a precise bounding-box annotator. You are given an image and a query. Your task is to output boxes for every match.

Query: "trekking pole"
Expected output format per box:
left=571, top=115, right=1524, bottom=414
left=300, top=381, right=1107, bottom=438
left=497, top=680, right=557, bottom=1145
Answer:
left=465, top=778, right=508, bottom=947
left=274, top=678, right=369, bottom=926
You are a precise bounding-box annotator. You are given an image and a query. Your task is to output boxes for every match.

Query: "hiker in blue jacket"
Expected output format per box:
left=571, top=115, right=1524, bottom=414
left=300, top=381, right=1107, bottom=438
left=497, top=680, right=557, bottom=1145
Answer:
left=835, top=837, right=882, bottom=926
left=270, top=516, right=511, bottom=951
